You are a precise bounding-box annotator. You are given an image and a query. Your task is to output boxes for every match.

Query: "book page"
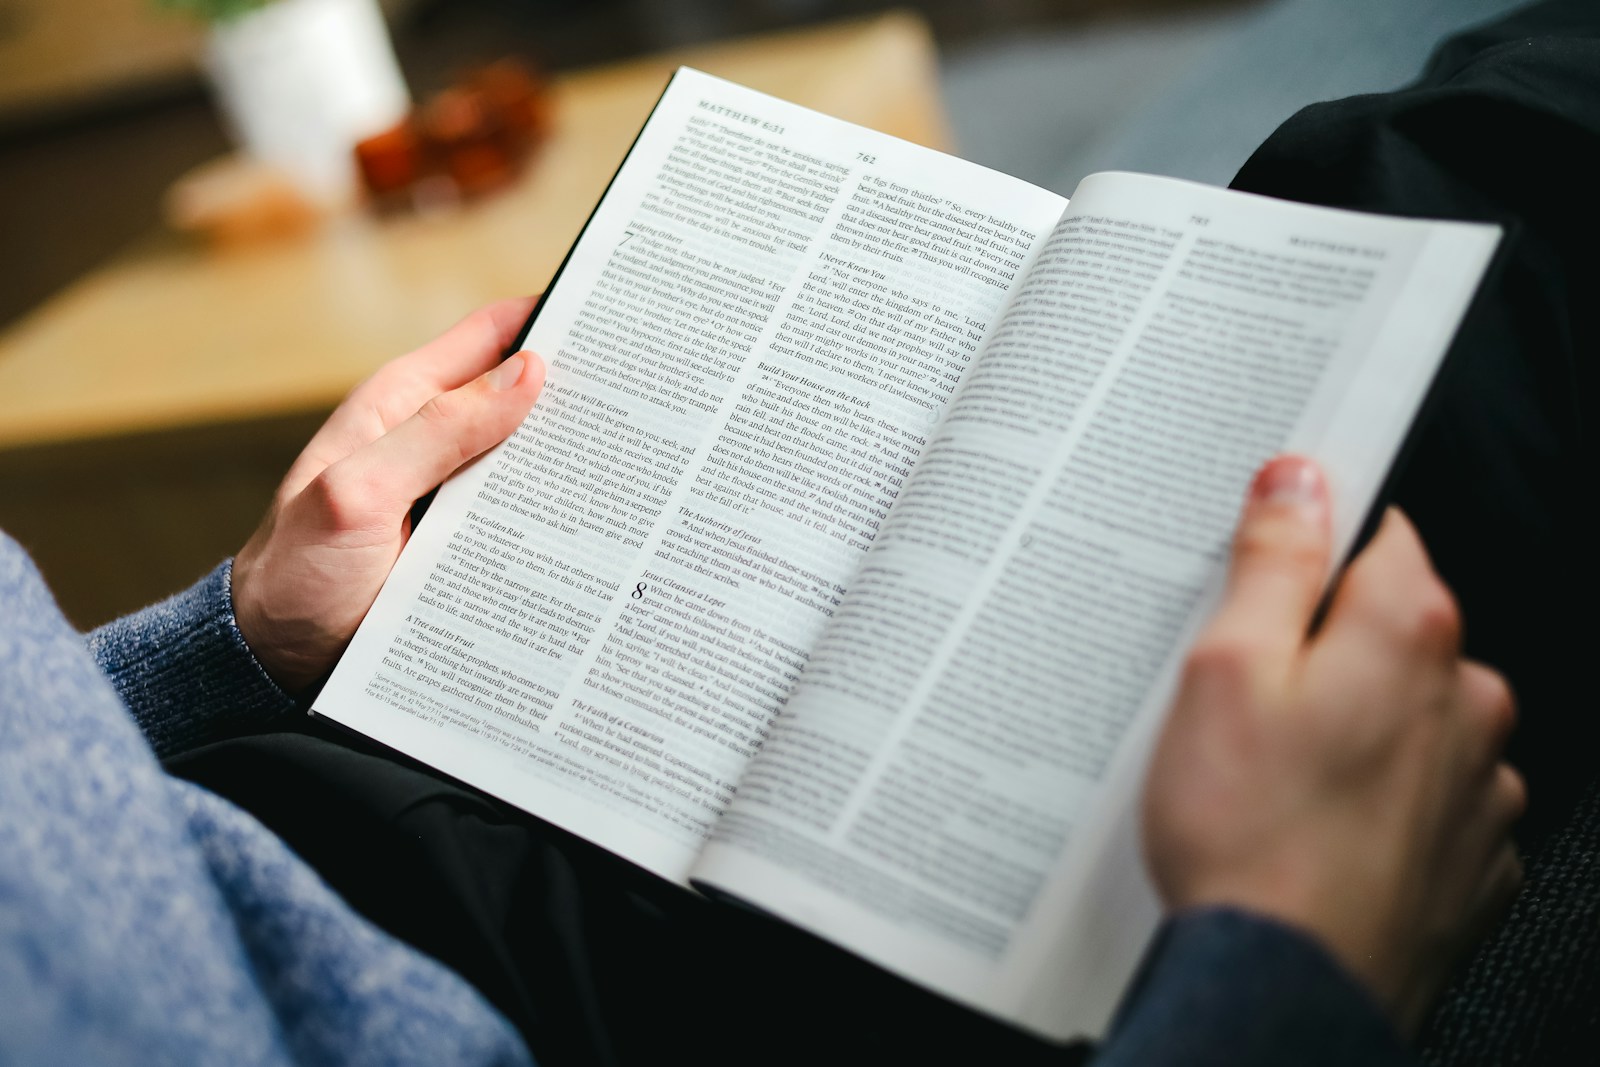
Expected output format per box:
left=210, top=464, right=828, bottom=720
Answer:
left=691, top=172, right=1500, bottom=1036
left=313, top=68, right=1067, bottom=883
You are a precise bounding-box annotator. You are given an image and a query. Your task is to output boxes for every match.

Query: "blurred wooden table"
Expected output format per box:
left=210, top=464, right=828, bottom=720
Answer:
left=0, top=11, right=952, bottom=627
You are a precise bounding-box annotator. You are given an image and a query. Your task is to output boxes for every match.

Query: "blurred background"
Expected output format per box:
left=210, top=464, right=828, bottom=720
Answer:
left=1, top=0, right=1251, bottom=333
left=0, top=0, right=1525, bottom=628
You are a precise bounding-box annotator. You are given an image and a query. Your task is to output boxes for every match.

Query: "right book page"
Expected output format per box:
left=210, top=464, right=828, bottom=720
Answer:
left=689, top=171, right=1502, bottom=1041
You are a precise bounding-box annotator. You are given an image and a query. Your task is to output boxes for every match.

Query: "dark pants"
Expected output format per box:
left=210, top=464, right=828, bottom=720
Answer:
left=172, top=4, right=1600, bottom=1064
left=1232, top=0, right=1600, bottom=853
left=168, top=722, right=1082, bottom=1066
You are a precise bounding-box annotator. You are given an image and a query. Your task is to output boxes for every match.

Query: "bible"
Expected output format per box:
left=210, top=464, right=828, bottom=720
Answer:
left=313, top=67, right=1500, bottom=1040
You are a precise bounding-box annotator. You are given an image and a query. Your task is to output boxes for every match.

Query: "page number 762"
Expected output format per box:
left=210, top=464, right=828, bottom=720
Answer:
left=856, top=152, right=878, bottom=164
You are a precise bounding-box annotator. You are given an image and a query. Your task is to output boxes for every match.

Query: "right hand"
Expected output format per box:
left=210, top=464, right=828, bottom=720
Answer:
left=1142, top=455, right=1524, bottom=1035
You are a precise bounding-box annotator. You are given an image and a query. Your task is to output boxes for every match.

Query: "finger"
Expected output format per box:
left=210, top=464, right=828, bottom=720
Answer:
left=342, top=296, right=541, bottom=433
left=283, top=297, right=540, bottom=499
left=1458, top=660, right=1518, bottom=767
left=1454, top=761, right=1525, bottom=893
left=1487, top=761, right=1528, bottom=834
left=379, top=296, right=541, bottom=398
left=1201, top=455, right=1333, bottom=662
left=1321, top=508, right=1461, bottom=659
left=316, top=350, right=547, bottom=527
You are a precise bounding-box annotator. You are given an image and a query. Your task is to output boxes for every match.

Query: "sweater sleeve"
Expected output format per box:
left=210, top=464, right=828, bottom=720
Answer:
left=86, top=559, right=299, bottom=759
left=1092, top=907, right=1416, bottom=1067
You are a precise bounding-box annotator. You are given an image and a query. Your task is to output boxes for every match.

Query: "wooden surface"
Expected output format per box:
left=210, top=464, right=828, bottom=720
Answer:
left=0, top=11, right=950, bottom=450
left=0, top=12, right=952, bottom=627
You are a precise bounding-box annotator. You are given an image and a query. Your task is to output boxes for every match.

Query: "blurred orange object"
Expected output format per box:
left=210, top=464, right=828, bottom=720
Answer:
left=164, top=154, right=322, bottom=245
left=422, top=86, right=516, bottom=197
left=354, top=121, right=423, bottom=201
left=472, top=59, right=555, bottom=154
left=354, top=57, right=554, bottom=210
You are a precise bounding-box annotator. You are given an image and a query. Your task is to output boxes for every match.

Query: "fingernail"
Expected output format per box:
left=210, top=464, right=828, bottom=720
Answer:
left=487, top=353, right=525, bottom=391
left=1251, top=455, right=1326, bottom=514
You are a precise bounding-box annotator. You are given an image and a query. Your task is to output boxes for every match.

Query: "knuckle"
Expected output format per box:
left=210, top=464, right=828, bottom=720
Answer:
left=1182, top=635, right=1261, bottom=696
left=1230, top=522, right=1274, bottom=560
left=301, top=468, right=353, bottom=526
left=1497, top=763, right=1529, bottom=822
left=1234, top=523, right=1325, bottom=576
left=1404, top=579, right=1462, bottom=649
left=417, top=391, right=461, bottom=427
left=304, top=465, right=383, bottom=532
left=1338, top=524, right=1456, bottom=636
left=455, top=305, right=506, bottom=353
left=1467, top=665, right=1518, bottom=745
left=1280, top=536, right=1328, bottom=575
left=414, top=395, right=474, bottom=466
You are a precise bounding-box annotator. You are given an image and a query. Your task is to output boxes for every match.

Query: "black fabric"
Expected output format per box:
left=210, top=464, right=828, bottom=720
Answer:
left=1232, top=0, right=1600, bottom=851
left=1423, top=778, right=1600, bottom=1066
left=167, top=720, right=1086, bottom=1067
left=1230, top=3, right=1600, bottom=1063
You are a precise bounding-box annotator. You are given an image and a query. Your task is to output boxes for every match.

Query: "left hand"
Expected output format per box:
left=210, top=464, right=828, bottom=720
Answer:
left=233, top=297, right=546, bottom=693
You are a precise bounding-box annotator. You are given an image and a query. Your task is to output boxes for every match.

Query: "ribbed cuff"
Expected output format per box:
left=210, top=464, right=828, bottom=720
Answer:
left=87, top=559, right=298, bottom=760
left=1098, top=907, right=1415, bottom=1067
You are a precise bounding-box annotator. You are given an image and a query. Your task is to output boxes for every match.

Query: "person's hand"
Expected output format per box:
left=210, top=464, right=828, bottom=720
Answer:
left=1142, top=455, right=1524, bottom=1036
left=233, top=297, right=546, bottom=694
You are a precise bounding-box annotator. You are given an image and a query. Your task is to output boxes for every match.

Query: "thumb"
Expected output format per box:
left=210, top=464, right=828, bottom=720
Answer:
left=325, top=350, right=547, bottom=522
left=1204, top=455, right=1333, bottom=660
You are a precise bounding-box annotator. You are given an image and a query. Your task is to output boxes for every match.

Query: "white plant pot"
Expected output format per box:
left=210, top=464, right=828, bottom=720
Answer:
left=206, top=0, right=410, bottom=204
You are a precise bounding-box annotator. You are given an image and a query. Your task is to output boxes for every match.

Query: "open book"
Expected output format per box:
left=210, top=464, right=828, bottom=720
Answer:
left=313, top=68, right=1500, bottom=1041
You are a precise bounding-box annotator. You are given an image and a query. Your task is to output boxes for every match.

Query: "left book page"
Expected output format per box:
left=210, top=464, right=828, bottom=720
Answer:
left=312, top=68, right=1068, bottom=883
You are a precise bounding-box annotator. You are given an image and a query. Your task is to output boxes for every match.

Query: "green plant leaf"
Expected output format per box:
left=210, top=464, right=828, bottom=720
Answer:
left=152, top=0, right=278, bottom=22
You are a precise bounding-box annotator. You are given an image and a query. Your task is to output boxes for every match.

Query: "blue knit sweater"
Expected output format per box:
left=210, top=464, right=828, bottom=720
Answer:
left=0, top=531, right=532, bottom=1066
